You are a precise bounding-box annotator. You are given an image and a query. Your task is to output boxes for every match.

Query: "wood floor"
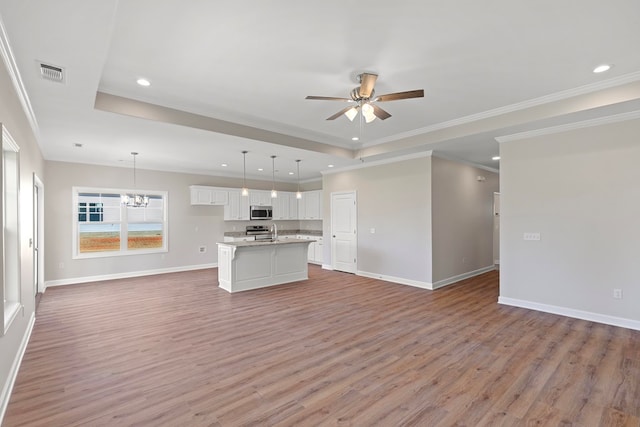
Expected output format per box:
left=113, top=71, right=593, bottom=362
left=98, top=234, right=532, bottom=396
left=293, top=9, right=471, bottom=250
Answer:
left=4, top=266, right=639, bottom=426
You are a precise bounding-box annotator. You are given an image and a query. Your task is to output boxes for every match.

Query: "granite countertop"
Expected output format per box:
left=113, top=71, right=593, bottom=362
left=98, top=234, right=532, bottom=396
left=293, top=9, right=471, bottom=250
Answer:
left=224, top=229, right=322, bottom=237
left=218, top=238, right=312, bottom=247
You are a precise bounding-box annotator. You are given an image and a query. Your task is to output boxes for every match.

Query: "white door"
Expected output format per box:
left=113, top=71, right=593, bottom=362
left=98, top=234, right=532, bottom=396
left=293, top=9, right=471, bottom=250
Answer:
left=331, top=191, right=357, bottom=273
left=33, top=174, right=45, bottom=294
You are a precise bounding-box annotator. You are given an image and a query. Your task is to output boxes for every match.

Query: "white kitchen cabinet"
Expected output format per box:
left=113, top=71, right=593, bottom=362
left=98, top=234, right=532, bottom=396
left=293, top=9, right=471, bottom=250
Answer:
left=249, top=190, right=272, bottom=206
left=190, top=185, right=229, bottom=205
left=298, top=190, right=322, bottom=220
left=224, top=190, right=250, bottom=221
left=297, top=234, right=322, bottom=264
left=273, top=192, right=298, bottom=220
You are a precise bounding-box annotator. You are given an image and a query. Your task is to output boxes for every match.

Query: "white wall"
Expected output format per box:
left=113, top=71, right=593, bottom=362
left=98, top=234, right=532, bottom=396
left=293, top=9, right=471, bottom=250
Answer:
left=0, top=52, right=45, bottom=420
left=431, top=157, right=499, bottom=284
left=44, top=161, right=299, bottom=285
left=323, top=154, right=433, bottom=285
left=499, top=115, right=640, bottom=329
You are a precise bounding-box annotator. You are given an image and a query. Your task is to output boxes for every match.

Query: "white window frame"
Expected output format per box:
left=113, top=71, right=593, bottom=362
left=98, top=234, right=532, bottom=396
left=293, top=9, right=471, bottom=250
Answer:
left=2, top=125, right=21, bottom=335
left=72, top=186, right=168, bottom=259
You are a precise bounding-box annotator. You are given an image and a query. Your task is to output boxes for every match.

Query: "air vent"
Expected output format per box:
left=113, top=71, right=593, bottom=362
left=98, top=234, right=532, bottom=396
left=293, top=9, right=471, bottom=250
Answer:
left=39, top=62, right=65, bottom=83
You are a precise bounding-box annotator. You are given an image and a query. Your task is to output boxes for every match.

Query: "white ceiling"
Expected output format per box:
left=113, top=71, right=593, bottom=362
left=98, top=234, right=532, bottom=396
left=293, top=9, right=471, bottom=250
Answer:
left=1, top=0, right=640, bottom=182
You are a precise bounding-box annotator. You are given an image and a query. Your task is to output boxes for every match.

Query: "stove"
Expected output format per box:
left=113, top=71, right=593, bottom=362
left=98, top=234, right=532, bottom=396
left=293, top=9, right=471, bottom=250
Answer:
left=246, top=225, right=273, bottom=241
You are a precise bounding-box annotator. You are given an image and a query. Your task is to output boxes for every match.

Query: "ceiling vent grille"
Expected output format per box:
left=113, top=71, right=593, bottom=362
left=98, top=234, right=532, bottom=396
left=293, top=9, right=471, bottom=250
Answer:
left=39, top=62, right=65, bottom=83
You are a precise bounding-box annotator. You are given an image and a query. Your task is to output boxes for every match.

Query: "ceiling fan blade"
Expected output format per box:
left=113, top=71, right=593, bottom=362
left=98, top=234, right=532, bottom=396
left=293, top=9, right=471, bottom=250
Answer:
left=305, top=96, right=352, bottom=101
left=375, top=89, right=424, bottom=102
left=359, top=73, right=378, bottom=98
left=326, top=105, right=357, bottom=120
left=372, top=104, right=391, bottom=120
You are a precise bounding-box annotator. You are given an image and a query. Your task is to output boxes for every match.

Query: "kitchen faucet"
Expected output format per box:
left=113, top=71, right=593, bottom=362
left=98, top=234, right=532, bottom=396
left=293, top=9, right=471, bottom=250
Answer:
left=270, top=223, right=278, bottom=241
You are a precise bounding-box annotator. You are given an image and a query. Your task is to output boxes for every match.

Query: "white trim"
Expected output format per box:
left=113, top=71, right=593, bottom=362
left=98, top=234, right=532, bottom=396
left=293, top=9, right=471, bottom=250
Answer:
left=0, top=15, right=39, bottom=136
left=321, top=264, right=333, bottom=270
left=496, top=109, right=640, bottom=143
left=0, top=312, right=35, bottom=425
left=322, top=151, right=432, bottom=175
left=362, top=71, right=640, bottom=147
left=44, top=263, right=216, bottom=289
left=498, top=297, right=640, bottom=332
left=357, top=270, right=433, bottom=290
left=431, top=266, right=496, bottom=290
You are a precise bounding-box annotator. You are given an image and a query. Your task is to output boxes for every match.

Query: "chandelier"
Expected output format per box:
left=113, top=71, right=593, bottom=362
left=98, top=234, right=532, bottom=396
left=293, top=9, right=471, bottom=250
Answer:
left=121, top=152, right=149, bottom=208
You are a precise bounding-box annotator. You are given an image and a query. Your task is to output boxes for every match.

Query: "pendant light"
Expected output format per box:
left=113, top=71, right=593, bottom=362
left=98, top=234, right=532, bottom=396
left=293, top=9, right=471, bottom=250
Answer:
left=121, top=152, right=149, bottom=208
left=295, top=159, right=302, bottom=199
left=241, top=150, right=249, bottom=196
left=270, top=155, right=277, bottom=198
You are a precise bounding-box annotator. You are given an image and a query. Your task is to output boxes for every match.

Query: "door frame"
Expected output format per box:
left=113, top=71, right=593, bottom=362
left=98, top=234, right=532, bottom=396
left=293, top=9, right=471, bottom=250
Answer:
left=33, top=173, right=45, bottom=294
left=330, top=190, right=357, bottom=272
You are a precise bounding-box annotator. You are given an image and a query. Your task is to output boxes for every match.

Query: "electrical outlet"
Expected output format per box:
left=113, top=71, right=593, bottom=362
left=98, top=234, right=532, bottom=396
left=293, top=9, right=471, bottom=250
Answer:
left=198, top=246, right=207, bottom=253
left=58, top=262, right=64, bottom=269
left=613, top=289, right=623, bottom=299
left=524, top=232, right=541, bottom=241
left=370, top=228, right=376, bottom=234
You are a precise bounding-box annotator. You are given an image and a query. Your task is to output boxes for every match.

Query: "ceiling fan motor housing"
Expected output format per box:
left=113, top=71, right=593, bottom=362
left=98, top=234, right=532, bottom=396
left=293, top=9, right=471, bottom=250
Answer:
left=350, top=87, right=374, bottom=102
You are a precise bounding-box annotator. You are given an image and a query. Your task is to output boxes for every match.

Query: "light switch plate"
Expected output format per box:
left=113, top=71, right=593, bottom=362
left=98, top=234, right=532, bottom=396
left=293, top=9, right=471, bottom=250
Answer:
left=524, top=232, right=541, bottom=241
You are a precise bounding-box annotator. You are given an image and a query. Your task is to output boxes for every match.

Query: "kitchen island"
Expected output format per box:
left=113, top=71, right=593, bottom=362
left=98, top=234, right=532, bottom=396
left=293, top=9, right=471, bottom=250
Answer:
left=217, top=238, right=313, bottom=293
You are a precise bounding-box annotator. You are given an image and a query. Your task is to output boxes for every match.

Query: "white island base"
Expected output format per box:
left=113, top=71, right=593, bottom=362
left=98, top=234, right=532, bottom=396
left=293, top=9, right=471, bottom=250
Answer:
left=217, top=239, right=312, bottom=293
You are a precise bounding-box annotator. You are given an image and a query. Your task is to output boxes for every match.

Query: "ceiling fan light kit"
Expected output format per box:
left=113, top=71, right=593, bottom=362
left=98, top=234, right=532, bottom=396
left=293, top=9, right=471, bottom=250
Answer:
left=305, top=72, right=424, bottom=123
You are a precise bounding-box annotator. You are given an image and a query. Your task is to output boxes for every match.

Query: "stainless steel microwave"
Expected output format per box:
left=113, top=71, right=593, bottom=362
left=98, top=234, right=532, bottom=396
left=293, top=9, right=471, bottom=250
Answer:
left=250, top=205, right=273, bottom=220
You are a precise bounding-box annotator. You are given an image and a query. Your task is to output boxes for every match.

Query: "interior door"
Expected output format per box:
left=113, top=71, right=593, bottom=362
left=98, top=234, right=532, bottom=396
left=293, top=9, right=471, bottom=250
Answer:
left=331, top=191, right=357, bottom=273
left=33, top=174, right=45, bottom=294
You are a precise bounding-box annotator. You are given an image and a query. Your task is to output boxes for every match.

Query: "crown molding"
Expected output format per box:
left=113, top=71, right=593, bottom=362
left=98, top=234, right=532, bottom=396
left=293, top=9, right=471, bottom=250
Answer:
left=0, top=14, right=39, bottom=136
left=321, top=151, right=432, bottom=175
left=361, top=71, right=640, bottom=148
left=496, top=109, right=640, bottom=143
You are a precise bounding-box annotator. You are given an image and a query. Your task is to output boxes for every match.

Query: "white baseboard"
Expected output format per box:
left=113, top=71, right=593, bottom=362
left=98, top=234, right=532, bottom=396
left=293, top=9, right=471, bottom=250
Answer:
left=45, top=263, right=217, bottom=289
left=321, top=264, right=333, bottom=270
left=498, top=297, right=640, bottom=331
left=432, top=265, right=496, bottom=290
left=357, top=270, right=433, bottom=290
left=1, top=312, right=35, bottom=424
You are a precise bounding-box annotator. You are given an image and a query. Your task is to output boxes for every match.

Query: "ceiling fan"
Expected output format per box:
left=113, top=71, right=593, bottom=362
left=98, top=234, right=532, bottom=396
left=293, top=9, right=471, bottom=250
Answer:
left=305, top=73, right=424, bottom=123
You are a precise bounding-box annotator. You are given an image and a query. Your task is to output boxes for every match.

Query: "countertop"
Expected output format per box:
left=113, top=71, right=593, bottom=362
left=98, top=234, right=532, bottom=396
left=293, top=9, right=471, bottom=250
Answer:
left=217, top=238, right=314, bottom=248
left=223, top=229, right=322, bottom=238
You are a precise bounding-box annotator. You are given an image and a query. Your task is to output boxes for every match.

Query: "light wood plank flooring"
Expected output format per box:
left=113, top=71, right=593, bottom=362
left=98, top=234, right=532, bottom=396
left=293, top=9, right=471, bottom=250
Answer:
left=4, top=266, right=639, bottom=426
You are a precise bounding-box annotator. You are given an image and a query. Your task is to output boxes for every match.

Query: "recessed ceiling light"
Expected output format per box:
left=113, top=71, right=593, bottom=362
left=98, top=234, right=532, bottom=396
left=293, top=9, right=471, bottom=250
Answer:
left=593, top=64, right=611, bottom=74
left=352, top=137, right=359, bottom=141
left=288, top=171, right=294, bottom=175
left=492, top=156, right=500, bottom=161
left=221, top=163, right=228, bottom=167
left=258, top=168, right=263, bottom=171
left=328, top=164, right=334, bottom=168
left=136, top=78, right=151, bottom=86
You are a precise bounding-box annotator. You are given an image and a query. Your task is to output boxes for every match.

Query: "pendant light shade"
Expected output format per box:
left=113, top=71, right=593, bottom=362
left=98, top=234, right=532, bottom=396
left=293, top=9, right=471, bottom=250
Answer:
left=295, top=159, right=302, bottom=199
left=241, top=150, right=249, bottom=196
left=270, top=155, right=277, bottom=198
left=121, top=152, right=149, bottom=207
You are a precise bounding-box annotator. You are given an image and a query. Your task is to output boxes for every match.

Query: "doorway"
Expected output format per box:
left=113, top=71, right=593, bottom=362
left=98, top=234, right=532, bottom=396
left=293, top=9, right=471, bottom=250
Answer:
left=33, top=174, right=45, bottom=295
left=493, top=192, right=500, bottom=266
left=330, top=191, right=357, bottom=273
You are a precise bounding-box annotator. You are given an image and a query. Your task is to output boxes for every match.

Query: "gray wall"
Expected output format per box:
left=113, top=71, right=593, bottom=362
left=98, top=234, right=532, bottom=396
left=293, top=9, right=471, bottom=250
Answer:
left=323, top=155, right=433, bottom=284
left=500, top=117, right=640, bottom=324
left=45, top=161, right=300, bottom=283
left=1, top=56, right=45, bottom=417
left=431, top=157, right=499, bottom=283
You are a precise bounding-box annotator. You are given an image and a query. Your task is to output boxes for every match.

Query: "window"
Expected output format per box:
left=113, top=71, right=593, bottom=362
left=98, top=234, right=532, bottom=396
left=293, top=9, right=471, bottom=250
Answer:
left=72, top=187, right=168, bottom=258
left=2, top=126, right=21, bottom=335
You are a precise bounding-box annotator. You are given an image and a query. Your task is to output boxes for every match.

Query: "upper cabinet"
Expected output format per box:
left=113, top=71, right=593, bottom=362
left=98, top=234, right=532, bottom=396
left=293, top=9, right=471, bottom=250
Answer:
left=190, top=185, right=229, bottom=205
left=273, top=192, right=298, bottom=220
left=298, top=190, right=322, bottom=220
left=224, top=190, right=250, bottom=220
left=249, top=190, right=272, bottom=206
